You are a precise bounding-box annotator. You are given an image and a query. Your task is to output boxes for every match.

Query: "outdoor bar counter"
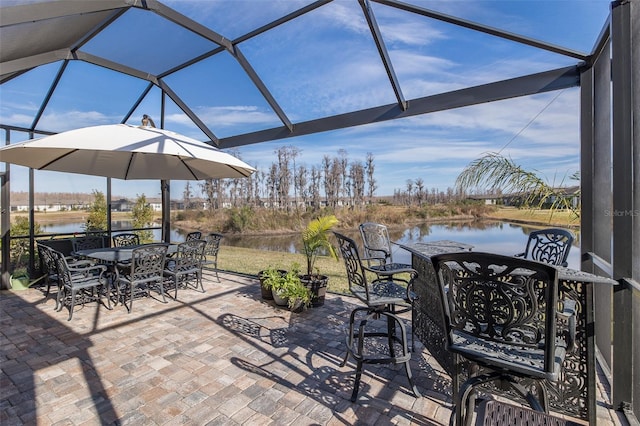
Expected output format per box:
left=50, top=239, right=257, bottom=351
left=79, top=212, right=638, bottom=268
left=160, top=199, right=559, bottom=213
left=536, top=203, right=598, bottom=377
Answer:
left=400, top=241, right=618, bottom=425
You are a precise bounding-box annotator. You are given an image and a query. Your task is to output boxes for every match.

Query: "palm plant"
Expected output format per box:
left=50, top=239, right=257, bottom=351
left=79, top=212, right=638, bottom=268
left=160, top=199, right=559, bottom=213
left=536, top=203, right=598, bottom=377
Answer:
left=302, top=214, right=340, bottom=277
left=455, top=152, right=580, bottom=218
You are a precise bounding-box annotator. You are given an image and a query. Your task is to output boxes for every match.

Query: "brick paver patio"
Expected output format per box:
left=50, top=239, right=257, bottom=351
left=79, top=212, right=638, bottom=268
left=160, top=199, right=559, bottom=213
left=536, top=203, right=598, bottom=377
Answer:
left=1, top=271, right=627, bottom=425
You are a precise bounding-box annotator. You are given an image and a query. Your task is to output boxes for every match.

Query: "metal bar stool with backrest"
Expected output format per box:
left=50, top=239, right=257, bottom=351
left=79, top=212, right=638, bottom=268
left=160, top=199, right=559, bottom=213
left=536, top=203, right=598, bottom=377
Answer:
left=334, top=231, right=421, bottom=402
left=431, top=252, right=577, bottom=426
left=114, top=244, right=168, bottom=313
left=112, top=233, right=140, bottom=247
left=164, top=239, right=206, bottom=299
left=515, top=228, right=574, bottom=267
left=359, top=222, right=412, bottom=283
left=201, top=233, right=223, bottom=282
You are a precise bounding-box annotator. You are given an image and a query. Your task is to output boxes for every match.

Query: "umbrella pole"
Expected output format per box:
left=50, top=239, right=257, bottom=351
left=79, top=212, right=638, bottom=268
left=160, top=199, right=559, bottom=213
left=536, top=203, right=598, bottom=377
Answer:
left=107, top=179, right=112, bottom=244
left=161, top=180, right=170, bottom=243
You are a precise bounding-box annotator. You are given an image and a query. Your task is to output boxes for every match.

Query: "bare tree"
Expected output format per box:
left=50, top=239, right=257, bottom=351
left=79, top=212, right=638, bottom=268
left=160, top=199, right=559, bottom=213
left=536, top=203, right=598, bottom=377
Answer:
left=310, top=165, right=321, bottom=210
left=288, top=146, right=301, bottom=209
left=415, top=178, right=425, bottom=206
left=365, top=152, right=376, bottom=202
left=338, top=149, right=348, bottom=205
left=276, top=146, right=292, bottom=211
left=405, top=179, right=414, bottom=206
left=349, top=161, right=365, bottom=208
left=200, top=179, right=213, bottom=210
left=295, top=164, right=308, bottom=208
left=267, top=163, right=278, bottom=209
left=183, top=182, right=193, bottom=209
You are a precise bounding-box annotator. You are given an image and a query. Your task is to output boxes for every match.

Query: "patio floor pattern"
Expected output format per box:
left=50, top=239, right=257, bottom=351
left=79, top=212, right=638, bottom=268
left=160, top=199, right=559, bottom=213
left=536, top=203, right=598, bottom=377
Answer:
left=0, top=271, right=628, bottom=425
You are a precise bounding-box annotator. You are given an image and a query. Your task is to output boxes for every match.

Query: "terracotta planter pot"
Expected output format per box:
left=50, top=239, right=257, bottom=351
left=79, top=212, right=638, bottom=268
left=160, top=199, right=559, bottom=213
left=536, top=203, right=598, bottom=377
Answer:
left=299, top=274, right=328, bottom=307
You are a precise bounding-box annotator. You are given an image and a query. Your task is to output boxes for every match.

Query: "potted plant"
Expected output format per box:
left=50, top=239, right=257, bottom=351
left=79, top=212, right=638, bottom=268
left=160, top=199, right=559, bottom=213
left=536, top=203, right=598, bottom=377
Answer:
left=259, top=266, right=284, bottom=302
left=260, top=264, right=311, bottom=312
left=299, top=214, right=340, bottom=307
left=279, top=267, right=312, bottom=312
left=10, top=245, right=31, bottom=290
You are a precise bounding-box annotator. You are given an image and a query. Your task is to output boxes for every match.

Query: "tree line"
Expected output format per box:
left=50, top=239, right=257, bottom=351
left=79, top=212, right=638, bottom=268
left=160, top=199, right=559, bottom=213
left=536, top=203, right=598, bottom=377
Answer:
left=183, top=146, right=464, bottom=211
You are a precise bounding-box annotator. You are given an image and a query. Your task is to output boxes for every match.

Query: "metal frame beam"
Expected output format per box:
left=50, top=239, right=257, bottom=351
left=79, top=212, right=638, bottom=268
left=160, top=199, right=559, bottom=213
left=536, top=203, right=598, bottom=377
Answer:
left=220, top=65, right=580, bottom=149
left=359, top=0, right=407, bottom=110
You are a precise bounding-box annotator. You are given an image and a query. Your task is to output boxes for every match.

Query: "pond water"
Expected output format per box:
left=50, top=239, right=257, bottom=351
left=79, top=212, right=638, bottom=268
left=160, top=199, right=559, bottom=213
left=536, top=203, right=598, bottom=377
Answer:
left=39, top=220, right=581, bottom=270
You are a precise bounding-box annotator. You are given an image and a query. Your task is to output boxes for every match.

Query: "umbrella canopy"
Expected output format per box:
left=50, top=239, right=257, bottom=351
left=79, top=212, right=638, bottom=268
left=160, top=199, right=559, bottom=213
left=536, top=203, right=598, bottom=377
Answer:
left=0, top=124, right=255, bottom=180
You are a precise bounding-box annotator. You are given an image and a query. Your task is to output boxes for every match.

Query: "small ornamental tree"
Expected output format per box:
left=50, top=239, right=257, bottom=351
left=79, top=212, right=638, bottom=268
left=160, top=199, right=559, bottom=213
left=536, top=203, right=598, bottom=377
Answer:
left=131, top=194, right=154, bottom=243
left=85, top=190, right=107, bottom=232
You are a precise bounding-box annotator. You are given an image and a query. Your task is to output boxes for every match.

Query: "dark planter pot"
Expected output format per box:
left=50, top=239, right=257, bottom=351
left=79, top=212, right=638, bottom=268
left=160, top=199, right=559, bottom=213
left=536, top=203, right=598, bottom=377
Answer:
left=299, top=274, right=329, bottom=307
left=258, top=269, right=286, bottom=300
left=258, top=271, right=273, bottom=300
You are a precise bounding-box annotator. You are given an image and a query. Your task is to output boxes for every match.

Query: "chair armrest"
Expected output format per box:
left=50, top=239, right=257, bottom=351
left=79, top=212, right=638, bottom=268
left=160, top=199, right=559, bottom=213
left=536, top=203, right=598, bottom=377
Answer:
left=363, top=264, right=416, bottom=277
left=361, top=256, right=386, bottom=266
left=67, top=259, right=94, bottom=268
left=558, top=299, right=577, bottom=352
left=69, top=263, right=107, bottom=281
left=68, top=262, right=106, bottom=273
left=514, top=252, right=525, bottom=258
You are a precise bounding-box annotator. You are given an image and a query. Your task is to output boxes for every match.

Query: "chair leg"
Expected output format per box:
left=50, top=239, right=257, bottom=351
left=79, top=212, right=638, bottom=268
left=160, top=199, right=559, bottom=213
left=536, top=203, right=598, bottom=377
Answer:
left=68, top=288, right=76, bottom=321
left=351, top=360, right=364, bottom=402
left=198, top=270, right=205, bottom=292
left=54, top=283, right=62, bottom=311
left=403, top=359, right=422, bottom=399
left=158, top=279, right=168, bottom=303
left=102, top=283, right=111, bottom=310
left=126, top=283, right=133, bottom=313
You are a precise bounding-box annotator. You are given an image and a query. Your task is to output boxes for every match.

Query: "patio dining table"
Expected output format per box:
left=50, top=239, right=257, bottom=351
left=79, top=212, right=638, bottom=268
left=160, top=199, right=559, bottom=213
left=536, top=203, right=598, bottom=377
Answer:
left=74, top=243, right=178, bottom=264
left=398, top=240, right=618, bottom=425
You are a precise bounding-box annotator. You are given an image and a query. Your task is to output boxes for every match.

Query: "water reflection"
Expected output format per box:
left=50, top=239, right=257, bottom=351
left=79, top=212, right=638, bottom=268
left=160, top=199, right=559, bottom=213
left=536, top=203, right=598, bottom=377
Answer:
left=40, top=220, right=580, bottom=270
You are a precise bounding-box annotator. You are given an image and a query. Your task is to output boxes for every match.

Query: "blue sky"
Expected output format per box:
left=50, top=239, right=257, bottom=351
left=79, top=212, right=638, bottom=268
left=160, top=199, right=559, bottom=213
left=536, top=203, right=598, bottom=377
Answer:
left=0, top=0, right=611, bottom=199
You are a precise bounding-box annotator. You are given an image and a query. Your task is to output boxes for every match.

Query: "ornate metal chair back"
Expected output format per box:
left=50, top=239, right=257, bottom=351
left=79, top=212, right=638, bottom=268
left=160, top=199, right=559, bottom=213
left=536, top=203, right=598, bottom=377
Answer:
left=204, top=233, right=223, bottom=257
left=174, top=240, right=206, bottom=272
left=432, top=251, right=560, bottom=376
left=127, top=244, right=168, bottom=282
left=518, top=228, right=574, bottom=267
left=359, top=222, right=393, bottom=268
left=186, top=231, right=202, bottom=241
left=333, top=231, right=371, bottom=304
left=112, top=233, right=140, bottom=247
left=72, top=235, right=105, bottom=252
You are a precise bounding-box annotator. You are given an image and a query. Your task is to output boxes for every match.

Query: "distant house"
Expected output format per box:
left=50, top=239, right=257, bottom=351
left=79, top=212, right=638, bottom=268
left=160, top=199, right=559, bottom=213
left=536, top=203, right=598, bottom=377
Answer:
left=466, top=194, right=502, bottom=205
left=111, top=198, right=131, bottom=212
left=465, top=186, right=580, bottom=209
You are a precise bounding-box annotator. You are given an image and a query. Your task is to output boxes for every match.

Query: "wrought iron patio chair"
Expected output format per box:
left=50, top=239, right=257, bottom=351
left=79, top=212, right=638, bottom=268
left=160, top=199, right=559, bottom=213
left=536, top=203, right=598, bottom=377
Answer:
left=431, top=252, right=576, bottom=426
left=333, top=231, right=421, bottom=402
left=37, top=242, right=60, bottom=303
left=201, top=232, right=223, bottom=282
left=185, top=231, right=202, bottom=241
left=515, top=228, right=574, bottom=267
left=475, top=400, right=581, bottom=426
left=114, top=244, right=168, bottom=313
left=359, top=222, right=412, bottom=282
left=50, top=247, right=110, bottom=321
left=164, top=239, right=206, bottom=298
left=72, top=235, right=106, bottom=252
left=112, top=233, right=140, bottom=247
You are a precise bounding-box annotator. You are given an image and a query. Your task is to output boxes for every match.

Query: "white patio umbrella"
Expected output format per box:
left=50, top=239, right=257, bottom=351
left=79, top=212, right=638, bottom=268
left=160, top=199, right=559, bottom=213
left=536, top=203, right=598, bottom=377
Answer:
left=0, top=124, right=255, bottom=180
